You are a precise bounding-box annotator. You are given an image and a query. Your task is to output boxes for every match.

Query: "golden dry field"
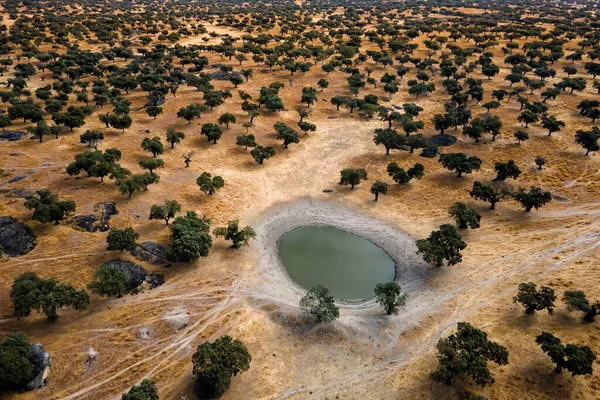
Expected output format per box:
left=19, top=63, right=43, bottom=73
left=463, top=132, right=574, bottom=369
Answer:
left=1, top=1, right=600, bottom=399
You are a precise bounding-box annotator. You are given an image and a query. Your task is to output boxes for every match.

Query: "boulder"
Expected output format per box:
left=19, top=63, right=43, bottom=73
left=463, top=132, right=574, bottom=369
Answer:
left=0, top=216, right=37, bottom=256
left=143, top=99, right=165, bottom=108
left=210, top=71, right=242, bottom=81
left=421, top=146, right=439, bottom=158
left=73, top=215, right=98, bottom=232
left=130, top=241, right=168, bottom=265
left=102, top=260, right=146, bottom=291
left=429, top=134, right=457, bottom=147
left=147, top=274, right=165, bottom=289
left=0, top=130, right=28, bottom=141
left=322, top=189, right=333, bottom=193
left=25, top=344, right=50, bottom=391
left=95, top=202, right=118, bottom=232
left=6, top=174, right=28, bottom=184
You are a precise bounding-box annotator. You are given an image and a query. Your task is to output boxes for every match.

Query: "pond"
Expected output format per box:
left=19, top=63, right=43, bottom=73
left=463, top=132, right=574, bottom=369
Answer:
left=278, top=226, right=395, bottom=300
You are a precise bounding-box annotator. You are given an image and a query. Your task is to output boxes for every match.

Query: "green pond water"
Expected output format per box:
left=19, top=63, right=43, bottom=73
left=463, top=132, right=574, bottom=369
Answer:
left=278, top=226, right=395, bottom=300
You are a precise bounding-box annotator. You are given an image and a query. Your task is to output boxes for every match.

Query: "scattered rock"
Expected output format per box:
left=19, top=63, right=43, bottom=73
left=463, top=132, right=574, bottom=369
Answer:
left=131, top=241, right=168, bottom=265
left=143, top=99, right=165, bottom=108
left=0, top=130, right=28, bottom=141
left=421, top=146, right=439, bottom=158
left=25, top=344, right=50, bottom=391
left=0, top=188, right=32, bottom=198
left=138, top=327, right=152, bottom=340
left=145, top=129, right=151, bottom=134
left=102, top=260, right=147, bottom=291
left=397, top=145, right=411, bottom=152
left=210, top=71, right=242, bottom=81
left=9, top=153, right=23, bottom=156
left=552, top=193, right=570, bottom=202
left=147, top=273, right=165, bottom=289
left=327, top=115, right=337, bottom=119
left=73, top=215, right=99, bottom=232
left=323, top=188, right=333, bottom=193
left=6, top=174, right=28, bottom=184
left=84, top=347, right=99, bottom=370
left=163, top=307, right=189, bottom=331
left=429, top=134, right=457, bottom=147
left=95, top=202, right=118, bottom=232
left=393, top=105, right=403, bottom=110
left=0, top=216, right=37, bottom=257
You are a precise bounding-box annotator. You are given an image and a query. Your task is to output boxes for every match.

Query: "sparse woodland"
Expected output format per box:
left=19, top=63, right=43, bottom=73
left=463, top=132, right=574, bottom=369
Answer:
left=1, top=0, right=600, bottom=398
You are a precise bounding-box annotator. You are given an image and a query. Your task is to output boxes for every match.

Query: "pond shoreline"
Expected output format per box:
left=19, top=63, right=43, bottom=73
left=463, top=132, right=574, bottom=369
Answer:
left=253, top=198, right=429, bottom=310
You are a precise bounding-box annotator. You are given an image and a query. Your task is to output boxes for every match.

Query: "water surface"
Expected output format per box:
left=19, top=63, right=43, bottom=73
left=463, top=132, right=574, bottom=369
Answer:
left=278, top=226, right=395, bottom=300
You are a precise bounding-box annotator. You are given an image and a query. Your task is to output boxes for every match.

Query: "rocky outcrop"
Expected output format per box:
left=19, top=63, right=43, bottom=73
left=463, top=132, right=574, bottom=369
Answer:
left=102, top=260, right=146, bottom=291
left=130, top=241, right=168, bottom=265
left=147, top=273, right=165, bottom=289
left=73, top=215, right=99, bottom=232
left=429, top=134, right=457, bottom=147
left=0, top=216, right=37, bottom=256
left=0, top=130, right=28, bottom=141
left=25, top=344, right=50, bottom=391
left=421, top=146, right=439, bottom=158
left=95, top=202, right=118, bottom=232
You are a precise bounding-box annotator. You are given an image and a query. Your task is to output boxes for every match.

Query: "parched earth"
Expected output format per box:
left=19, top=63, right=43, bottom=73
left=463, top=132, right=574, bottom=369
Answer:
left=1, top=9, right=600, bottom=400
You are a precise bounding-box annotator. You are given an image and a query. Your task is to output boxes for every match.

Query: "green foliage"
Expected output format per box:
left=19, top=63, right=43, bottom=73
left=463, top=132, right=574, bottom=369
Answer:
left=370, top=181, right=388, bottom=201
left=339, top=168, right=367, bottom=189
left=236, top=134, right=257, bottom=150
left=196, top=172, right=225, bottom=195
left=10, top=272, right=89, bottom=322
left=0, top=333, right=33, bottom=391
left=141, top=137, right=164, bottom=157
left=575, top=127, right=600, bottom=155
left=439, top=153, right=482, bottom=177
left=122, top=379, right=159, bottom=400
left=149, top=200, right=181, bottom=225
left=374, top=282, right=408, bottom=315
left=218, top=112, right=236, bottom=128
left=562, top=290, right=599, bottom=322
left=470, top=181, right=510, bottom=210
left=168, top=211, right=212, bottom=263
left=494, top=160, right=521, bottom=181
left=448, top=202, right=481, bottom=229
left=430, top=322, right=508, bottom=386
left=300, top=285, right=340, bottom=323
left=214, top=220, right=256, bottom=249
left=250, top=145, right=276, bottom=164
left=274, top=122, right=300, bottom=148
left=373, top=128, right=405, bottom=155
left=387, top=162, right=424, bottom=184
left=88, top=264, right=128, bottom=298
left=201, top=123, right=223, bottom=144
left=536, top=332, right=596, bottom=375
left=417, top=224, right=466, bottom=267
left=24, top=189, right=76, bottom=224
left=513, top=186, right=552, bottom=212
left=513, top=282, right=556, bottom=314
left=165, top=128, right=185, bottom=148
left=192, top=336, right=251, bottom=399
left=106, top=227, right=139, bottom=252
left=138, top=158, right=164, bottom=174
left=80, top=130, right=104, bottom=149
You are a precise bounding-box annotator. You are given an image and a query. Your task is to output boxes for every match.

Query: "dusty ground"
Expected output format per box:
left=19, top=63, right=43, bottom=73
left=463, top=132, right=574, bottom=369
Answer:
left=1, top=9, right=600, bottom=400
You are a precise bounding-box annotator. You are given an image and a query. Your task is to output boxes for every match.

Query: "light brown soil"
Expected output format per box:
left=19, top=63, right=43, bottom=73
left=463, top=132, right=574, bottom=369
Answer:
left=1, top=12, right=600, bottom=400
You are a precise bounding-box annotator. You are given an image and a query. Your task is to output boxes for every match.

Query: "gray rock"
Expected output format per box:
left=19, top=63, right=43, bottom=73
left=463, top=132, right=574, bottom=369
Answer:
left=25, top=344, right=50, bottom=391
left=130, top=241, right=168, bottom=265
left=322, top=189, right=333, bottom=193
left=429, top=134, right=457, bottom=147
left=0, top=216, right=37, bottom=256
left=95, top=202, right=118, bottom=232
left=102, top=260, right=146, bottom=291
left=9, top=153, right=24, bottom=156
left=7, top=174, right=28, bottom=184
left=73, top=215, right=98, bottom=232
left=0, top=130, right=28, bottom=141
left=143, top=99, right=165, bottom=108
left=148, top=273, right=165, bottom=289
left=210, top=71, right=242, bottom=81
left=421, top=146, right=439, bottom=158
left=327, top=115, right=337, bottom=119
left=552, top=193, right=569, bottom=202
